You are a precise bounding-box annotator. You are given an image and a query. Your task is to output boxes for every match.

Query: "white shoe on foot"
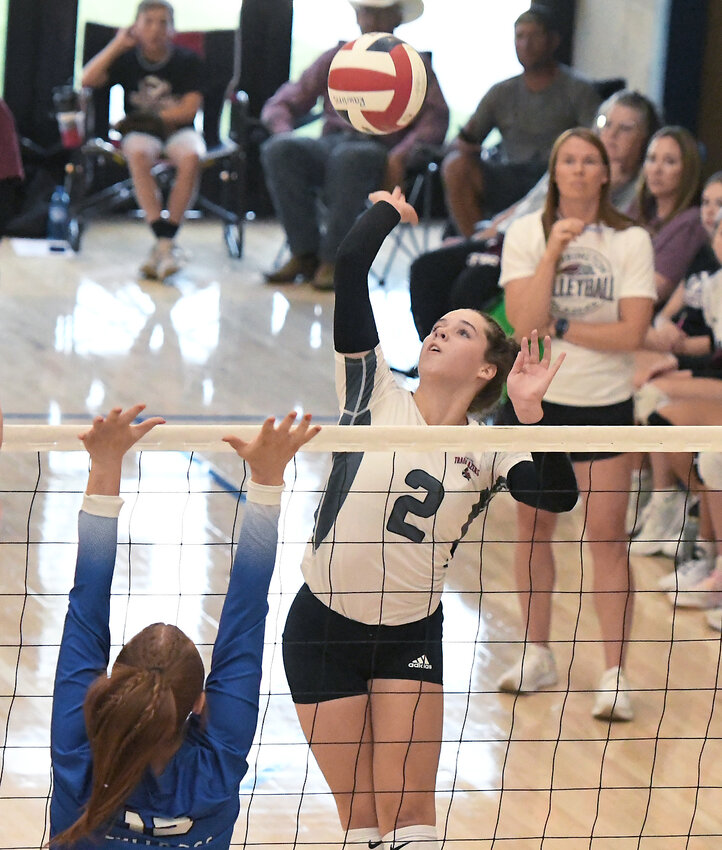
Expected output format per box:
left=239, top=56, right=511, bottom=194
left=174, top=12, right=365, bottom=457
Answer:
left=706, top=608, right=722, bottom=631
left=139, top=244, right=162, bottom=279
left=629, top=489, right=688, bottom=557
left=592, top=666, right=634, bottom=722
left=668, top=574, right=722, bottom=609
left=656, top=544, right=715, bottom=592
left=497, top=644, right=557, bottom=694
left=156, top=242, right=184, bottom=280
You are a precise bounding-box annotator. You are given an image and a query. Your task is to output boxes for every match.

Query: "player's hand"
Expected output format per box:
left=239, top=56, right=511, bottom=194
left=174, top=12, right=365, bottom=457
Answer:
left=79, top=404, right=165, bottom=463
left=368, top=186, right=418, bottom=225
left=223, top=412, right=321, bottom=486
left=506, top=330, right=565, bottom=424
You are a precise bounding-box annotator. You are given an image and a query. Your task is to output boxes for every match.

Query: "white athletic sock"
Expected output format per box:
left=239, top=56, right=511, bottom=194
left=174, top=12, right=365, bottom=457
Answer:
left=382, top=824, right=440, bottom=850
left=346, top=827, right=383, bottom=848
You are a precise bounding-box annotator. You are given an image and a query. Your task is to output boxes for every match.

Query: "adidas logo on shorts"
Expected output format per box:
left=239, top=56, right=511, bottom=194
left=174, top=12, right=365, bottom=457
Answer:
left=408, top=654, right=433, bottom=670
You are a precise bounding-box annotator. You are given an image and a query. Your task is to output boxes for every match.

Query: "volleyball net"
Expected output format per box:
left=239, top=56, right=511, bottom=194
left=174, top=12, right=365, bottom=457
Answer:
left=1, top=423, right=721, bottom=849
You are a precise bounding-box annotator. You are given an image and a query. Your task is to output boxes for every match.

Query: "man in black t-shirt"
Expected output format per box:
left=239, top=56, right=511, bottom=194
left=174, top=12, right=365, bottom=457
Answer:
left=82, top=0, right=204, bottom=279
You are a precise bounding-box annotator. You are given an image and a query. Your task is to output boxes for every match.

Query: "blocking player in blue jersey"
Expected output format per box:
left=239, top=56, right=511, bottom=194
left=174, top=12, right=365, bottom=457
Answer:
left=50, top=404, right=319, bottom=848
left=281, top=187, right=579, bottom=850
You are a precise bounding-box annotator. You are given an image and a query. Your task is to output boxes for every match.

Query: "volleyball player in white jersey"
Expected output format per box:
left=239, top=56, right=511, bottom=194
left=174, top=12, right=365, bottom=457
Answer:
left=282, top=188, right=578, bottom=850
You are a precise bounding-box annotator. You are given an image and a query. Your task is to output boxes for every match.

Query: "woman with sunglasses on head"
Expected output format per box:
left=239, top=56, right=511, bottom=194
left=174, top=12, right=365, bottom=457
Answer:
left=497, top=128, right=656, bottom=721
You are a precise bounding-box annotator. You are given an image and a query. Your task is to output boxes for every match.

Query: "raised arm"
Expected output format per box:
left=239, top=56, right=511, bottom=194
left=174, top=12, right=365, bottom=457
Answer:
left=503, top=217, right=585, bottom=337
left=51, top=406, right=164, bottom=778
left=334, top=188, right=418, bottom=355
left=199, top=414, right=320, bottom=777
left=81, top=27, right=137, bottom=88
left=503, top=331, right=578, bottom=512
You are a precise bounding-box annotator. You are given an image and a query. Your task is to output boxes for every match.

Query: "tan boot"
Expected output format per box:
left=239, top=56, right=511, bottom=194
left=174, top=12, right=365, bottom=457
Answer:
left=311, top=261, right=335, bottom=291
left=264, top=253, right=318, bottom=284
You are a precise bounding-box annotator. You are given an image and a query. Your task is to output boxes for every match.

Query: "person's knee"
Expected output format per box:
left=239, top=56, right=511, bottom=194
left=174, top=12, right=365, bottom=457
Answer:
left=327, top=142, right=386, bottom=180
left=124, top=146, right=156, bottom=171
left=122, top=134, right=161, bottom=165
left=172, top=150, right=201, bottom=175
left=441, top=149, right=481, bottom=188
left=261, top=132, right=302, bottom=169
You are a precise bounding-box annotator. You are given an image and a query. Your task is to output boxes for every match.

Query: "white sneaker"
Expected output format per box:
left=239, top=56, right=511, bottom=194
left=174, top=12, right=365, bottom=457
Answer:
left=656, top=544, right=715, bottom=592
left=706, top=608, right=722, bottom=631
left=660, top=501, right=699, bottom=559
left=592, top=666, right=634, bottom=722
left=668, top=572, right=722, bottom=609
left=139, top=244, right=162, bottom=279
left=497, top=644, right=557, bottom=694
left=626, top=468, right=652, bottom=535
left=156, top=243, right=184, bottom=280
left=629, top=490, right=688, bottom=557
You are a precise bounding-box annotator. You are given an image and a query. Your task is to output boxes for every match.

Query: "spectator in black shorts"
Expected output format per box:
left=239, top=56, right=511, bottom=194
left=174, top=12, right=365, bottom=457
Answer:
left=496, top=128, right=656, bottom=722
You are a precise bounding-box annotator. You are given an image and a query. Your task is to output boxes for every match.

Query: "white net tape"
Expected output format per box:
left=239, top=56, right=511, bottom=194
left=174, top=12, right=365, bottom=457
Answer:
left=5, top=423, right=722, bottom=453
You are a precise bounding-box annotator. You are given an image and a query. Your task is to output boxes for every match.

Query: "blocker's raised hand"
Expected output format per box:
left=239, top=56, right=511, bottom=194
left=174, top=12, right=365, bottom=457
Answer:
left=223, top=412, right=321, bottom=486
left=79, top=404, right=165, bottom=462
left=80, top=404, right=165, bottom=496
left=506, top=330, right=566, bottom=424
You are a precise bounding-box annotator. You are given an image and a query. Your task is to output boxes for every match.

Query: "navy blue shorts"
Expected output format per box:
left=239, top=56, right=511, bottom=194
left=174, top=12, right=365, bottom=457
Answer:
left=282, top=584, right=443, bottom=704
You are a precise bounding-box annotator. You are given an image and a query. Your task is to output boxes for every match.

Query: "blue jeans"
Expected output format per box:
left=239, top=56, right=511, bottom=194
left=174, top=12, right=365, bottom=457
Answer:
left=261, top=132, right=388, bottom=263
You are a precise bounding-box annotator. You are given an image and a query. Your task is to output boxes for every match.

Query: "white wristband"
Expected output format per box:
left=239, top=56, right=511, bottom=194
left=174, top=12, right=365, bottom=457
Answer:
left=246, top=480, right=284, bottom=505
left=82, top=493, right=124, bottom=517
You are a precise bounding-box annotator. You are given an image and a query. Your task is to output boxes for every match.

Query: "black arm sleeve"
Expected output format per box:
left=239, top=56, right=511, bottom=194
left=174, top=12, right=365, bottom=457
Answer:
left=334, top=201, right=401, bottom=354
left=506, top=452, right=578, bottom=513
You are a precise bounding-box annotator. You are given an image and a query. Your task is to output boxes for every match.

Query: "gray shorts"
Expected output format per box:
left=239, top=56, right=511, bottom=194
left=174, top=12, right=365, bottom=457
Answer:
left=121, top=126, right=206, bottom=162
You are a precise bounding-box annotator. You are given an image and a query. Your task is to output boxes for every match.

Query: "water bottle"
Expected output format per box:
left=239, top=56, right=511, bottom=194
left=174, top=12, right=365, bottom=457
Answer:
left=47, top=186, right=70, bottom=241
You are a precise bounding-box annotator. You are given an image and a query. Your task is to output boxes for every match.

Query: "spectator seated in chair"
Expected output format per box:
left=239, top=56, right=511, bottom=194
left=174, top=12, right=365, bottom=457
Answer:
left=441, top=4, right=601, bottom=240
left=259, top=0, right=448, bottom=291
left=81, top=0, right=204, bottom=280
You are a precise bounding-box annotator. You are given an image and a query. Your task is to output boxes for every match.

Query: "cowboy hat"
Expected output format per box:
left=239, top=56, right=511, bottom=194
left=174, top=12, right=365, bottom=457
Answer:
left=348, top=0, right=424, bottom=25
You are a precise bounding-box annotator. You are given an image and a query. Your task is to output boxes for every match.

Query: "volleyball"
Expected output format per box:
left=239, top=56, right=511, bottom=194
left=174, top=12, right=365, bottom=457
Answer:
left=327, top=32, right=427, bottom=135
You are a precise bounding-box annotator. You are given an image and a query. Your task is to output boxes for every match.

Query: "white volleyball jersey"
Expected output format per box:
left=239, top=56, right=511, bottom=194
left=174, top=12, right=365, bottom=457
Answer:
left=300, top=345, right=530, bottom=626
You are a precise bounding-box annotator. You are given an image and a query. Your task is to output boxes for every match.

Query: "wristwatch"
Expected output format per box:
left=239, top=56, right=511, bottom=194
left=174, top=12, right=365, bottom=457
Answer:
left=554, top=317, right=569, bottom=339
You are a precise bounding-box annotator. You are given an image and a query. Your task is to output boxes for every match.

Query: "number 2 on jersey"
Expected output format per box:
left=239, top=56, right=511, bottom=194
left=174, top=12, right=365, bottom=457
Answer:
left=386, top=469, right=444, bottom=543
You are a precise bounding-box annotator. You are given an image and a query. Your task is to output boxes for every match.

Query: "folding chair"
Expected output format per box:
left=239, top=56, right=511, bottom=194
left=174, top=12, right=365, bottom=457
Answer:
left=66, top=23, right=247, bottom=257
left=372, top=144, right=444, bottom=286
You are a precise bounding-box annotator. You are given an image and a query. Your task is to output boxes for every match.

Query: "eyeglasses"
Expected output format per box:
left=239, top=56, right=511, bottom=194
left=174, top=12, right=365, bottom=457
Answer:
left=596, top=116, right=640, bottom=135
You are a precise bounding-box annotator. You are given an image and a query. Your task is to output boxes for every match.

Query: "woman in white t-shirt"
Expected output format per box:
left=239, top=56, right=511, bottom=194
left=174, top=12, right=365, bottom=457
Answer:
left=497, top=128, right=656, bottom=721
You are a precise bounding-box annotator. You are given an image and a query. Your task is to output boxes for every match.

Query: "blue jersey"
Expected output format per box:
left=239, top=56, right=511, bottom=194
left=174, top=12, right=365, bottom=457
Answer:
left=50, top=490, right=280, bottom=848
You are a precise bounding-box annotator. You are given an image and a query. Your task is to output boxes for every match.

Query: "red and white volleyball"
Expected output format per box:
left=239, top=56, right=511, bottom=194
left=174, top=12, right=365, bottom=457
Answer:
left=327, top=32, right=427, bottom=135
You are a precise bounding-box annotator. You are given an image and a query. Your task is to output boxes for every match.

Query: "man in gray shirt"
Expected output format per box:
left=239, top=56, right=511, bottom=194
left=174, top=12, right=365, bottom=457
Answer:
left=442, top=5, right=600, bottom=237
